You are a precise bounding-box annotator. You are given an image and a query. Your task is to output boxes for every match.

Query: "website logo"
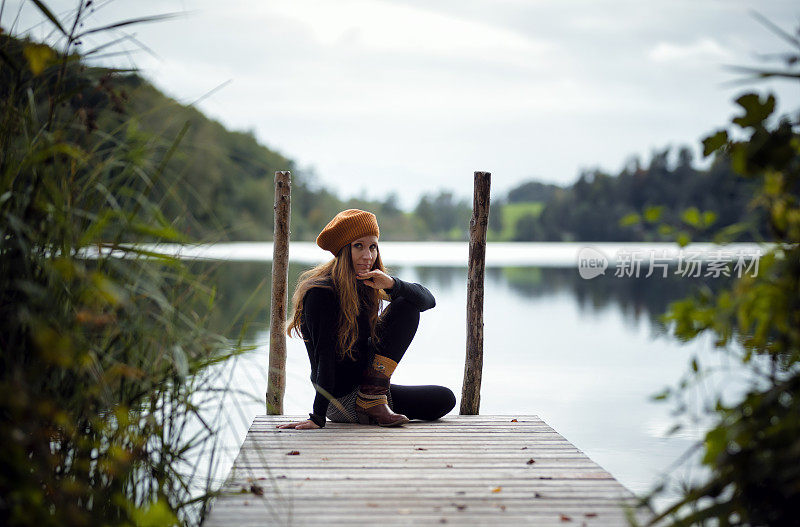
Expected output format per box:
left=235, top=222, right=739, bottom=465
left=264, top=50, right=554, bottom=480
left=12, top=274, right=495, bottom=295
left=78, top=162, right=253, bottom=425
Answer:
left=577, top=247, right=609, bottom=280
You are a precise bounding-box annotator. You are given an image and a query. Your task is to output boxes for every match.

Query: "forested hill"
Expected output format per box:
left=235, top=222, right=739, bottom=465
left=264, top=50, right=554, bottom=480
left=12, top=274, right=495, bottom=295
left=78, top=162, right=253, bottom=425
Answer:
left=116, top=70, right=767, bottom=243
left=117, top=68, right=767, bottom=243
left=498, top=150, right=770, bottom=243
left=108, top=74, right=295, bottom=241
left=102, top=73, right=426, bottom=242
left=6, top=30, right=764, bottom=243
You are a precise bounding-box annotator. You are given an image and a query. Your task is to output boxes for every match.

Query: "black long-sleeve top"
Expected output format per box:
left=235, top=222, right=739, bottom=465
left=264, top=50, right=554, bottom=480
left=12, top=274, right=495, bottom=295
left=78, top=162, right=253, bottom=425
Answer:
left=300, top=276, right=435, bottom=425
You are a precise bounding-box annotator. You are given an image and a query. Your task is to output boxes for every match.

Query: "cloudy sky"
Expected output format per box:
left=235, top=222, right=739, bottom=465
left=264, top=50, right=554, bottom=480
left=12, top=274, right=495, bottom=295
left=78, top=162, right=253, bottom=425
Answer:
left=5, top=0, right=799, bottom=207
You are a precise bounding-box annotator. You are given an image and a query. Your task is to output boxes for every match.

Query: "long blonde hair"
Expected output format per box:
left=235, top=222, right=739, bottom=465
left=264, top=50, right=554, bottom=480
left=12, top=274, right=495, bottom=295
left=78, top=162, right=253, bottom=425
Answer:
left=287, top=244, right=390, bottom=360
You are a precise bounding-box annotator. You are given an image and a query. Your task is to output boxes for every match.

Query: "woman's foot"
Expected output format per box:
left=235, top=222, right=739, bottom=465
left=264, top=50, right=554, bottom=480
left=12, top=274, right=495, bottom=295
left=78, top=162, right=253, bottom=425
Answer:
left=356, top=389, right=409, bottom=426
left=356, top=354, right=409, bottom=426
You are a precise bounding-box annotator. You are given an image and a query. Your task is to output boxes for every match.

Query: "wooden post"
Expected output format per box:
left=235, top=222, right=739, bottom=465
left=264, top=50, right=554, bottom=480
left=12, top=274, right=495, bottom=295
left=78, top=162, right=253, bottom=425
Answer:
left=460, top=171, right=490, bottom=415
left=267, top=171, right=291, bottom=415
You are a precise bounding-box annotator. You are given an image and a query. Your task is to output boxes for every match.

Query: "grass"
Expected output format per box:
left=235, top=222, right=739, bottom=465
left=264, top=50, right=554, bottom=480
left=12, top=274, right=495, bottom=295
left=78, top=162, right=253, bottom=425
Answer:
left=498, top=201, right=544, bottom=241
left=0, top=4, right=249, bottom=525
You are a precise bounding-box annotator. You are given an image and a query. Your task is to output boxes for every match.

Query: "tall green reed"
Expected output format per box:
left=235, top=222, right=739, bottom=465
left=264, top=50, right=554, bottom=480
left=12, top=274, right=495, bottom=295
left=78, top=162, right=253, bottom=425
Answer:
left=1, top=2, right=245, bottom=525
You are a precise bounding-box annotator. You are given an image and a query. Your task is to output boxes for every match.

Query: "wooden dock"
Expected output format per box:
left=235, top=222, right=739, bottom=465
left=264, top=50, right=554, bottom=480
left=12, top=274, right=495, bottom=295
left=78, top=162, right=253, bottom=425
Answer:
left=203, top=415, right=646, bottom=526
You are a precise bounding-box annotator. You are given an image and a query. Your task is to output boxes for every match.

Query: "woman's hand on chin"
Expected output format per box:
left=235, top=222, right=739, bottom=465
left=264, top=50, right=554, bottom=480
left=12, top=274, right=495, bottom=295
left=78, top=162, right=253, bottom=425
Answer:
left=357, top=269, right=395, bottom=290
left=276, top=420, right=320, bottom=430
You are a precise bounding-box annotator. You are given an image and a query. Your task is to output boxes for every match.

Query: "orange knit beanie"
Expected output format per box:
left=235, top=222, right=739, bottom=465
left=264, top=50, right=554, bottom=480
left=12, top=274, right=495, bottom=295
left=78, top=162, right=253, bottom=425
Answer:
left=316, top=209, right=380, bottom=255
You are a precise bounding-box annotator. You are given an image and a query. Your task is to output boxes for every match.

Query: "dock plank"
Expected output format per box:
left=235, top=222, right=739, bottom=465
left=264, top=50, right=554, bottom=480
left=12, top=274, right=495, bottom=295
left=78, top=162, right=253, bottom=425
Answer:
left=204, top=415, right=646, bottom=526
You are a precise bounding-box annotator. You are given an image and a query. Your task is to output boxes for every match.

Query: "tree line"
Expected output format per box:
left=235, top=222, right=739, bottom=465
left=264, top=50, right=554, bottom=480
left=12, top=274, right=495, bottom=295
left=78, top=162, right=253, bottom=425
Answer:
left=83, top=69, right=765, bottom=244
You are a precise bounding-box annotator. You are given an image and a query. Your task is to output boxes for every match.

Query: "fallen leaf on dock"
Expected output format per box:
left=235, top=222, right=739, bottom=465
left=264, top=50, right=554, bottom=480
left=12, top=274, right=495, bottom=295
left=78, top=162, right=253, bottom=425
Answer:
left=521, top=446, right=528, bottom=450
left=527, top=458, right=536, bottom=464
left=249, top=484, right=264, bottom=496
left=287, top=450, right=300, bottom=455
left=585, top=513, right=598, bottom=518
left=511, top=419, right=518, bottom=422
left=491, top=486, right=502, bottom=493
left=415, top=447, right=427, bottom=450
left=560, top=514, right=572, bottom=522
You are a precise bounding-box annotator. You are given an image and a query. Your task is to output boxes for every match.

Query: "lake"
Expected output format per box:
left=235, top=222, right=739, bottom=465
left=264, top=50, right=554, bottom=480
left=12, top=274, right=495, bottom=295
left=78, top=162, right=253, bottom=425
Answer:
left=187, top=242, right=765, bottom=508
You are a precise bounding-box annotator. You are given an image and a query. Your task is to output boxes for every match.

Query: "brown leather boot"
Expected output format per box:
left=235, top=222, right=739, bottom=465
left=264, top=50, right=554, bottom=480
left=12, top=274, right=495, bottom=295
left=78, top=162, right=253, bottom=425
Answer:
left=356, top=355, right=409, bottom=427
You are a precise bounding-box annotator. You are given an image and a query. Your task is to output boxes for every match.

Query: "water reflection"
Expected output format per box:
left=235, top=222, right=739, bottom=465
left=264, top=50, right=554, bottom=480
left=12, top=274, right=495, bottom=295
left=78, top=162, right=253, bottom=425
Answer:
left=498, top=267, right=732, bottom=333
left=403, top=266, right=731, bottom=336
left=184, top=261, right=309, bottom=341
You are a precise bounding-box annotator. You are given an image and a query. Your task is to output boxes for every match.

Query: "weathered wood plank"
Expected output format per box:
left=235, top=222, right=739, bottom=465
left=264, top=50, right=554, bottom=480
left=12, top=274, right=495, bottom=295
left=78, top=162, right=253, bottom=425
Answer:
left=204, top=415, right=647, bottom=526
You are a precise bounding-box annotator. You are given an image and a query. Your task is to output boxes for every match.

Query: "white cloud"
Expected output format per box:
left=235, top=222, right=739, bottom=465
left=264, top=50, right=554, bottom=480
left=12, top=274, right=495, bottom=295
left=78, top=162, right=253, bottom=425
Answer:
left=648, top=38, right=733, bottom=63
left=260, top=0, right=553, bottom=63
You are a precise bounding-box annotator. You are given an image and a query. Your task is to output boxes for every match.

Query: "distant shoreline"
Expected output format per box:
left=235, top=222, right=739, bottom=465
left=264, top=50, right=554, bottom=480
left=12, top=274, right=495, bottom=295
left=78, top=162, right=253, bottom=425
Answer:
left=81, top=241, right=772, bottom=268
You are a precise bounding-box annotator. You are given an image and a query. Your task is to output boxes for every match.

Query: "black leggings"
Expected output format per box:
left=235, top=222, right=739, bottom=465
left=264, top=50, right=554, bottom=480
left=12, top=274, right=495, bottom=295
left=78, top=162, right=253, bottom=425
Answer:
left=390, top=384, right=456, bottom=421
left=371, top=297, right=456, bottom=421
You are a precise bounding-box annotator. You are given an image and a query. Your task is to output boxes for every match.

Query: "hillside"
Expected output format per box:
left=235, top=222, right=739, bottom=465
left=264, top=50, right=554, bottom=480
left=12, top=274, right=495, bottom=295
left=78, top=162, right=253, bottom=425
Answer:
left=2, top=33, right=765, bottom=244
left=3, top=48, right=420, bottom=242
left=90, top=73, right=774, bottom=244
left=109, top=75, right=772, bottom=243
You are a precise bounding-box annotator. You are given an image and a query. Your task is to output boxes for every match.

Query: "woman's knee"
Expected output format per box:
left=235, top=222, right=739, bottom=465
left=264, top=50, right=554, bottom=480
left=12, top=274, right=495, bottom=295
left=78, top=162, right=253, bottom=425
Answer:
left=435, top=386, right=457, bottom=418
left=390, top=384, right=456, bottom=421
left=418, top=386, right=456, bottom=421
left=383, top=297, right=421, bottom=327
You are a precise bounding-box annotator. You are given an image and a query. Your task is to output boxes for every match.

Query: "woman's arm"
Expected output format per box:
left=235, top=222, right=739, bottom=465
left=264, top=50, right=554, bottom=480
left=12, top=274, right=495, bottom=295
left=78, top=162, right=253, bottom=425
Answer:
left=387, top=276, right=436, bottom=312
left=277, top=419, right=320, bottom=430
left=358, top=270, right=436, bottom=311
left=301, top=287, right=340, bottom=427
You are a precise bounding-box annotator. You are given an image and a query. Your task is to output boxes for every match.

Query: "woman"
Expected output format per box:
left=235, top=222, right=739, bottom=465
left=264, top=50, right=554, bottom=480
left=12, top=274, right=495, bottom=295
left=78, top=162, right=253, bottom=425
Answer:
left=277, top=209, right=456, bottom=429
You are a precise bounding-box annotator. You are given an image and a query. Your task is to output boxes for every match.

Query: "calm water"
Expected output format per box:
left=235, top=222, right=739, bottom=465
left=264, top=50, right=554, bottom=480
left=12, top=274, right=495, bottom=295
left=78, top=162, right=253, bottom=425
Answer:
left=189, top=244, right=764, bottom=507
